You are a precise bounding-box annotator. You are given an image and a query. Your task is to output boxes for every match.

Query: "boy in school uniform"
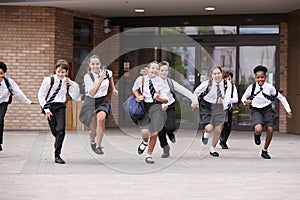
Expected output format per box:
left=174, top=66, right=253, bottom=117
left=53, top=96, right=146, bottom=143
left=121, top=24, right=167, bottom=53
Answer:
left=38, top=60, right=80, bottom=164
left=0, top=61, right=38, bottom=151
left=158, top=61, right=198, bottom=158
left=219, top=71, right=238, bottom=149
left=241, top=65, right=292, bottom=159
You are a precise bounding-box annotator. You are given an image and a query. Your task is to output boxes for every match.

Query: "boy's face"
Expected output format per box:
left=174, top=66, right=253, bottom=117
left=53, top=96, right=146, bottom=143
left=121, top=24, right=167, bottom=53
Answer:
left=148, top=63, right=159, bottom=79
left=89, top=58, right=101, bottom=74
left=0, top=69, right=5, bottom=83
left=159, top=65, right=168, bottom=80
left=56, top=67, right=68, bottom=80
left=255, top=71, right=266, bottom=86
left=212, top=68, right=223, bottom=83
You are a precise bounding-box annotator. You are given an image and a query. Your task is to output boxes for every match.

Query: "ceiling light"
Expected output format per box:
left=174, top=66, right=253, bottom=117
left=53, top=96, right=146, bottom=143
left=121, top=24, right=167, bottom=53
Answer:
left=134, top=8, right=145, bottom=13
left=205, top=6, right=216, bottom=11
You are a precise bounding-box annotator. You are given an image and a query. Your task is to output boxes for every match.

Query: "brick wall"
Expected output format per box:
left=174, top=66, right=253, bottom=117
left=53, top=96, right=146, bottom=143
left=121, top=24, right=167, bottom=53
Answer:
left=0, top=6, right=120, bottom=130
left=279, top=22, right=288, bottom=133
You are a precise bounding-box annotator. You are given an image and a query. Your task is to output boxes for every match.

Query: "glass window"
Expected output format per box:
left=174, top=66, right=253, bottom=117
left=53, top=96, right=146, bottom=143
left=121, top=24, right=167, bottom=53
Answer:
left=161, top=26, right=237, bottom=35
left=239, top=25, right=279, bottom=34
left=74, top=18, right=93, bottom=43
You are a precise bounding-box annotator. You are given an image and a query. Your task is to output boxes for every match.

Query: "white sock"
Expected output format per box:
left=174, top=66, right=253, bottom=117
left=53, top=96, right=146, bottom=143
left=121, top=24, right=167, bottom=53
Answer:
left=263, top=148, right=268, bottom=151
left=90, top=141, right=96, bottom=144
left=210, top=146, right=216, bottom=153
left=146, top=153, right=152, bottom=158
left=140, top=141, right=148, bottom=150
left=204, top=132, right=210, bottom=138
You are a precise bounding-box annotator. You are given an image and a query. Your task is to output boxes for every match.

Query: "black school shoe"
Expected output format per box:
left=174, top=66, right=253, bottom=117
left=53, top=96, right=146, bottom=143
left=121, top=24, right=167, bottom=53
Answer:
left=0, top=144, right=2, bottom=151
left=261, top=150, right=271, bottom=159
left=55, top=156, right=65, bottom=164
left=210, top=151, right=219, bottom=157
left=220, top=142, right=229, bottom=149
left=254, top=133, right=261, bottom=145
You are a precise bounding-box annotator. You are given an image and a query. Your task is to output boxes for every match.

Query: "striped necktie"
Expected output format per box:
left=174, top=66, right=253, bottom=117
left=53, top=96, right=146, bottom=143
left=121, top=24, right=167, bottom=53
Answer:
left=149, top=80, right=156, bottom=103
left=44, top=79, right=62, bottom=109
left=216, top=84, right=222, bottom=103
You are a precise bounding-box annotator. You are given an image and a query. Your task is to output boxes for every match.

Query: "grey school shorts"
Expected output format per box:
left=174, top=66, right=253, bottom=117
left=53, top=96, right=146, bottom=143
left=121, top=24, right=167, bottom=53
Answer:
left=251, top=104, right=276, bottom=128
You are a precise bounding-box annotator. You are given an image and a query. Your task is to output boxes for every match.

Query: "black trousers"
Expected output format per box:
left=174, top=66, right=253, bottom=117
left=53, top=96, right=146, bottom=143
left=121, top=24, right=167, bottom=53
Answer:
left=0, top=103, right=9, bottom=145
left=220, top=108, right=233, bottom=144
left=47, top=103, right=66, bottom=157
left=158, top=103, right=176, bottom=148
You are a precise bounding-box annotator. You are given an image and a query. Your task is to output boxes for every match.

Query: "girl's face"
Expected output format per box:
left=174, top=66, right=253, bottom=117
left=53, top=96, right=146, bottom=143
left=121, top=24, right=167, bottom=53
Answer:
left=212, top=68, right=223, bottom=83
left=56, top=67, right=68, bottom=80
left=255, top=72, right=266, bottom=86
left=89, top=58, right=101, bottom=74
left=0, top=69, right=5, bottom=83
left=148, top=63, right=159, bottom=79
left=159, top=65, right=168, bottom=80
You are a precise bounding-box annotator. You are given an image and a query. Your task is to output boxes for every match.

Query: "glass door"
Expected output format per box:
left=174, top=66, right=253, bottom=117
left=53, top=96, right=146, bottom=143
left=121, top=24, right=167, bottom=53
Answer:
left=160, top=44, right=198, bottom=128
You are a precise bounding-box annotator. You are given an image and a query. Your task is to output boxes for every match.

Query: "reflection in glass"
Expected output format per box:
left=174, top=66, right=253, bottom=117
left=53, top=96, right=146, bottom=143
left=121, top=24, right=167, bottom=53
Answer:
left=161, top=26, right=237, bottom=35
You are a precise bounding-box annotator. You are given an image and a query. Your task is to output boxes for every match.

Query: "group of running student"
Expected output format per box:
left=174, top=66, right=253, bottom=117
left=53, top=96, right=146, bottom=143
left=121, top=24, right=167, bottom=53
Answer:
left=195, top=65, right=292, bottom=159
left=0, top=56, right=293, bottom=165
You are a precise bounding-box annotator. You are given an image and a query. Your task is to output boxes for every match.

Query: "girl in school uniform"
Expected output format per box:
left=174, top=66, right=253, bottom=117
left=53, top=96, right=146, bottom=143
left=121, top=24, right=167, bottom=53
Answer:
left=194, top=66, right=232, bottom=157
left=82, top=55, right=118, bottom=155
left=0, top=61, right=37, bottom=152
left=38, top=60, right=81, bottom=164
left=158, top=61, right=198, bottom=158
left=132, top=61, right=168, bottom=164
left=241, top=65, right=292, bottom=159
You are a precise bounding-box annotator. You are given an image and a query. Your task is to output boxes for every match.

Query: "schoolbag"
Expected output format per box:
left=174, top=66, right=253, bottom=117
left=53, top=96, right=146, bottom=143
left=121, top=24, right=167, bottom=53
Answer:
left=4, top=77, right=13, bottom=104
left=198, top=79, right=228, bottom=101
left=249, top=83, right=278, bottom=101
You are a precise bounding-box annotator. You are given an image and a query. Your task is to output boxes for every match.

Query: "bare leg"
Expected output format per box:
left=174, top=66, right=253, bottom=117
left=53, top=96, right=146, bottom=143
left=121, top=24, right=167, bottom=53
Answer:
left=147, top=132, right=158, bottom=155
left=254, top=124, right=263, bottom=136
left=141, top=129, right=150, bottom=143
left=89, top=115, right=97, bottom=143
left=212, top=123, right=223, bottom=148
left=95, top=111, right=106, bottom=148
left=264, top=126, right=273, bottom=150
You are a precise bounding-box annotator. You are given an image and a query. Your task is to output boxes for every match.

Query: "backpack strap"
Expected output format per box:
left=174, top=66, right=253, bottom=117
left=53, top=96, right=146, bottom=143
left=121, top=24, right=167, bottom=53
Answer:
left=45, top=75, right=55, bottom=101
left=250, top=83, right=256, bottom=99
left=231, top=82, right=234, bottom=98
left=262, top=89, right=278, bottom=101
left=4, top=77, right=13, bottom=94
left=88, top=72, right=94, bottom=82
left=223, top=79, right=228, bottom=94
left=4, top=77, right=13, bottom=104
left=198, top=79, right=213, bottom=101
left=167, top=78, right=176, bottom=99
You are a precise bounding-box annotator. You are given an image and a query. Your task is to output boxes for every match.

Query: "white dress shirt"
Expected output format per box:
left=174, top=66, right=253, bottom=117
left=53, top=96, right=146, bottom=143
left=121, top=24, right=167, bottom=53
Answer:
left=38, top=74, right=80, bottom=113
left=84, top=70, right=112, bottom=98
left=132, top=75, right=168, bottom=103
left=0, top=78, right=31, bottom=104
left=241, top=82, right=291, bottom=113
left=160, top=77, right=198, bottom=106
left=194, top=79, right=232, bottom=109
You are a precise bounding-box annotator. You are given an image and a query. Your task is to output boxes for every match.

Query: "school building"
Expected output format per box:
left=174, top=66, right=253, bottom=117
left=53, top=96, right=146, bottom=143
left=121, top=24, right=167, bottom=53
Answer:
left=0, top=1, right=299, bottom=134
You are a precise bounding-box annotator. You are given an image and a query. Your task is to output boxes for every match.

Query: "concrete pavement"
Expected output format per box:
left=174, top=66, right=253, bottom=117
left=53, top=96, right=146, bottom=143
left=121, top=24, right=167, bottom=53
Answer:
left=0, top=128, right=300, bottom=200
